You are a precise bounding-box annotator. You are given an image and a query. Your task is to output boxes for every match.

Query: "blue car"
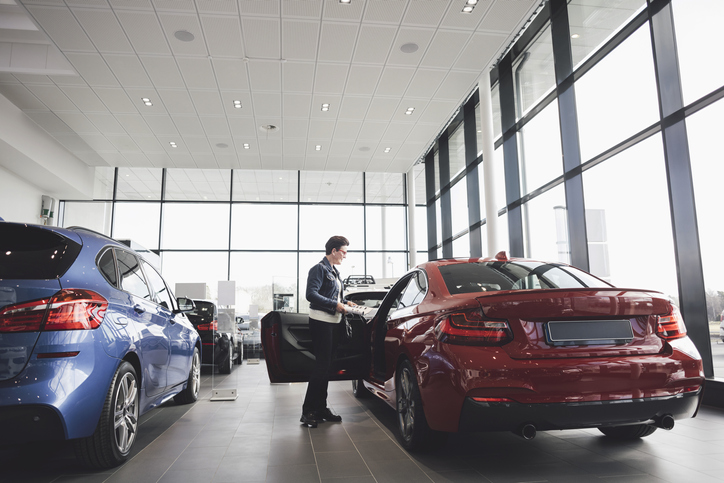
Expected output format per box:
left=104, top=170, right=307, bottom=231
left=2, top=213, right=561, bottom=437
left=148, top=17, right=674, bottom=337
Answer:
left=0, top=222, right=201, bottom=468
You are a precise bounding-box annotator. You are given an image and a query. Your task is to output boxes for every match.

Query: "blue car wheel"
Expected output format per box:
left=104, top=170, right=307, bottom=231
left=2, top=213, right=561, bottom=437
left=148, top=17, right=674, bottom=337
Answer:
left=74, top=361, right=139, bottom=468
left=174, top=348, right=201, bottom=404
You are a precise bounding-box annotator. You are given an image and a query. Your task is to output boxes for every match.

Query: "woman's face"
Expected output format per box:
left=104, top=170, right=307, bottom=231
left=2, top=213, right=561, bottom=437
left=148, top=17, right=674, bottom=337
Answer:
left=330, top=246, right=348, bottom=265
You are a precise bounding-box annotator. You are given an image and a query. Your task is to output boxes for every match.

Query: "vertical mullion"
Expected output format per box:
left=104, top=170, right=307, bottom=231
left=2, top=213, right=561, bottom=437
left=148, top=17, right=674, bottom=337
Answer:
left=463, top=94, right=482, bottom=257
left=439, top=133, right=452, bottom=258
left=425, top=151, right=437, bottom=260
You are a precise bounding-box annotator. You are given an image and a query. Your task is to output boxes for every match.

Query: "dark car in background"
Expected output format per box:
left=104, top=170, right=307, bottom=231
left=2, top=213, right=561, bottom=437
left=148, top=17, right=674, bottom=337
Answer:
left=263, top=252, right=705, bottom=450
left=0, top=222, right=201, bottom=468
left=188, top=300, right=240, bottom=373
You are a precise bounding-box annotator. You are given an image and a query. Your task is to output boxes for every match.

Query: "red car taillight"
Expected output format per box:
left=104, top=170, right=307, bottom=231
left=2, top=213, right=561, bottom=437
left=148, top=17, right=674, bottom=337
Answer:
left=0, top=289, right=107, bottom=333
left=656, top=305, right=687, bottom=341
left=197, top=320, right=218, bottom=331
left=434, top=309, right=512, bottom=346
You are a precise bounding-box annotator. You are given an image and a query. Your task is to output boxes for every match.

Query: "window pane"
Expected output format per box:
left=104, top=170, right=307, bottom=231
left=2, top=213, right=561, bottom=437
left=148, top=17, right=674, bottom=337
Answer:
left=116, top=167, right=162, bottom=200
left=61, top=202, right=112, bottom=236
left=434, top=198, right=442, bottom=245
left=117, top=250, right=150, bottom=300
left=161, top=251, right=229, bottom=301
left=452, top=233, right=469, bottom=258
left=433, top=150, right=440, bottom=195
left=365, top=172, right=404, bottom=204
left=299, top=205, right=364, bottom=251
left=414, top=205, right=427, bottom=254
left=568, top=0, right=646, bottom=70
left=230, top=252, right=297, bottom=315
left=231, top=204, right=298, bottom=250
left=165, top=169, right=230, bottom=201
left=686, top=98, right=724, bottom=376
left=582, top=134, right=678, bottom=298
left=495, top=146, right=506, bottom=211
left=366, top=252, right=406, bottom=281
left=450, top=179, right=468, bottom=236
left=518, top=101, right=562, bottom=195
left=448, top=123, right=466, bottom=181
left=673, top=0, right=724, bottom=106
left=94, top=167, right=115, bottom=199
left=233, top=170, right=298, bottom=202
left=300, top=171, right=363, bottom=203
left=514, top=23, right=555, bottom=119
left=576, top=24, right=659, bottom=162
left=161, top=203, right=230, bottom=249
left=366, top=206, right=406, bottom=250
left=477, top=164, right=487, bottom=224
left=142, top=261, right=174, bottom=310
left=298, top=251, right=364, bottom=314
left=413, top=164, right=426, bottom=205
left=113, top=202, right=160, bottom=250
left=522, top=184, right=569, bottom=263
left=496, top=212, right=510, bottom=258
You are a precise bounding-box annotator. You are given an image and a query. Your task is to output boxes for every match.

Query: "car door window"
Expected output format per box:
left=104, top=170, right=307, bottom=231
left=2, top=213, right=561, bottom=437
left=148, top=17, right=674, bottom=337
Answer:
left=97, top=248, right=118, bottom=287
left=141, top=261, right=174, bottom=310
left=116, top=249, right=151, bottom=300
left=398, top=271, right=427, bottom=308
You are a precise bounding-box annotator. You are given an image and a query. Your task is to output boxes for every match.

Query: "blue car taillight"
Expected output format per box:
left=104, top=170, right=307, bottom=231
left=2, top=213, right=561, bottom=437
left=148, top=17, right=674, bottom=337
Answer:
left=434, top=308, right=512, bottom=346
left=0, top=289, right=108, bottom=333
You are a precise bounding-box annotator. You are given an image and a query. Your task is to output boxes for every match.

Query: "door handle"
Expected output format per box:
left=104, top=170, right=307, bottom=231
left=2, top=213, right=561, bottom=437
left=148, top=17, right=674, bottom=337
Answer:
left=133, top=304, right=145, bottom=314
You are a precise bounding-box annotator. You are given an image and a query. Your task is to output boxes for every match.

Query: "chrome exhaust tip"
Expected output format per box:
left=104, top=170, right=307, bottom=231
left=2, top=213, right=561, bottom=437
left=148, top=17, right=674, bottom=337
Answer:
left=516, top=423, right=537, bottom=440
left=656, top=414, right=675, bottom=430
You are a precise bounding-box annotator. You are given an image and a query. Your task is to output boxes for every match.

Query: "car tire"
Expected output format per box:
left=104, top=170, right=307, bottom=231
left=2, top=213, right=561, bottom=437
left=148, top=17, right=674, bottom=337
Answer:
left=219, top=349, right=233, bottom=374
left=352, top=378, right=368, bottom=398
left=74, top=361, right=139, bottom=468
left=174, top=348, right=201, bottom=404
left=234, top=342, right=242, bottom=364
left=395, top=360, right=447, bottom=451
left=598, top=424, right=657, bottom=439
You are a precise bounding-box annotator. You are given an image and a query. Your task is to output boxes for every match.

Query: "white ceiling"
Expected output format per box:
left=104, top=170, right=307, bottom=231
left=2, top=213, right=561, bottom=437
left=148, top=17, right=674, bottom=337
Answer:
left=0, top=0, right=541, bottom=177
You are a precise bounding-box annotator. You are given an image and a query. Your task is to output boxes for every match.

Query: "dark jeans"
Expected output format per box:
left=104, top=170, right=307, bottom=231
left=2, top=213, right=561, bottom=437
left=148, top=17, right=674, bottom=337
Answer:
left=302, top=318, right=340, bottom=414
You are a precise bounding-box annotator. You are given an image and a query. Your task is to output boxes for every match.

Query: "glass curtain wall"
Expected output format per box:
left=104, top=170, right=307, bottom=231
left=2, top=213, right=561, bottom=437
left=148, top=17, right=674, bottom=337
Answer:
left=60, top=169, right=408, bottom=317
left=421, top=0, right=723, bottom=382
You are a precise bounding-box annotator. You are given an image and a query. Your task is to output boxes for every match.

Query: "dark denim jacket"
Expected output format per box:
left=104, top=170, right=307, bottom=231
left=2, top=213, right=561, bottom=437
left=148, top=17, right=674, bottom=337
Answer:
left=306, top=257, right=346, bottom=315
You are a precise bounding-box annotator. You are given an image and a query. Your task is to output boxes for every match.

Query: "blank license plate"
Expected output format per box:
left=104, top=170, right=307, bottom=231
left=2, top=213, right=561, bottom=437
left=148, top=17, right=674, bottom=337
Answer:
left=546, top=320, right=634, bottom=345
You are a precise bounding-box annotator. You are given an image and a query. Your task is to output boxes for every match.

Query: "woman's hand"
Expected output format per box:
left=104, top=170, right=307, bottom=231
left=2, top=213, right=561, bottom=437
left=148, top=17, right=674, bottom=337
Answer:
left=347, top=301, right=358, bottom=307
left=336, top=302, right=347, bottom=313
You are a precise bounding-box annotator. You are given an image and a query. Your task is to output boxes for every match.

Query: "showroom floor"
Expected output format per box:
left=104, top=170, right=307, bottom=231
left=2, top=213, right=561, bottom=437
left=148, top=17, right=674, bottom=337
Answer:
left=3, top=360, right=724, bottom=483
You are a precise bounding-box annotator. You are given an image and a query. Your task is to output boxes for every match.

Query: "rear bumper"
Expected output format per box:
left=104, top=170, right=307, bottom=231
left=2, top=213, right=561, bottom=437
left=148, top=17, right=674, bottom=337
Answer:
left=0, top=405, right=65, bottom=444
left=458, top=389, right=703, bottom=432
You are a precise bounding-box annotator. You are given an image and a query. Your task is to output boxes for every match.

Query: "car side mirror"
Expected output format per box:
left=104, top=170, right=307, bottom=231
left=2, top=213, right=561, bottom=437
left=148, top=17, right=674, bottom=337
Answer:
left=175, top=297, right=195, bottom=313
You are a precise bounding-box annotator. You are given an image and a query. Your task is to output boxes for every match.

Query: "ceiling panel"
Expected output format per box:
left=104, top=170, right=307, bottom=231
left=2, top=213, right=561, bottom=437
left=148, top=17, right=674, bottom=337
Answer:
left=26, top=83, right=76, bottom=110
left=282, top=93, right=312, bottom=119
left=158, top=13, right=208, bottom=56
left=176, top=57, right=216, bottom=89
left=0, top=83, right=45, bottom=109
left=64, top=52, right=119, bottom=86
left=282, top=61, right=315, bottom=93
left=247, top=60, right=281, bottom=92
left=318, top=23, right=358, bottom=63
left=353, top=25, right=396, bottom=64
left=375, top=66, right=415, bottom=97
left=103, top=54, right=153, bottom=87
left=242, top=17, right=280, bottom=59
left=60, top=85, right=108, bottom=111
left=363, top=0, right=407, bottom=24
left=401, top=1, right=450, bottom=27
left=420, top=30, right=472, bottom=70
left=386, top=27, right=435, bottom=66
left=345, top=65, right=382, bottom=96
left=157, top=89, right=196, bottom=114
left=202, top=15, right=244, bottom=58
left=72, top=8, right=134, bottom=53
left=212, top=58, right=249, bottom=90
left=115, top=10, right=171, bottom=55
left=313, top=63, right=348, bottom=94
left=25, top=5, right=94, bottom=51
left=338, top=96, right=371, bottom=121
left=86, top=112, right=125, bottom=133
left=282, top=20, right=319, bottom=61
left=55, top=111, right=99, bottom=133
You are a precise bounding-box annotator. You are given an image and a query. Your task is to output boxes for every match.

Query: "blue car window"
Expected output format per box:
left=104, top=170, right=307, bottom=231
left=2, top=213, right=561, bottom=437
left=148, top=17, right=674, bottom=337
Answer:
left=0, top=224, right=81, bottom=279
left=141, top=260, right=174, bottom=311
left=97, top=248, right=118, bottom=287
left=116, top=249, right=151, bottom=300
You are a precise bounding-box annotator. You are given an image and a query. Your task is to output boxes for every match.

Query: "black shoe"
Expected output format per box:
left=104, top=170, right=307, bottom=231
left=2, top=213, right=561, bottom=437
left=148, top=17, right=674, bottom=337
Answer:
left=300, top=412, right=321, bottom=428
left=321, top=408, right=342, bottom=422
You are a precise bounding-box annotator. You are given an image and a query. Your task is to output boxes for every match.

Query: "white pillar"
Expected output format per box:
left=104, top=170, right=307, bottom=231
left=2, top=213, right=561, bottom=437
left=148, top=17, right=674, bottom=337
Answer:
left=479, top=77, right=499, bottom=256
left=406, top=167, right=417, bottom=269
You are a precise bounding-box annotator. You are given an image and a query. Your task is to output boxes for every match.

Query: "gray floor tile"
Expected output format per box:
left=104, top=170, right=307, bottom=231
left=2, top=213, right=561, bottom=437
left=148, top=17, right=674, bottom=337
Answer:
left=315, top=450, right=372, bottom=479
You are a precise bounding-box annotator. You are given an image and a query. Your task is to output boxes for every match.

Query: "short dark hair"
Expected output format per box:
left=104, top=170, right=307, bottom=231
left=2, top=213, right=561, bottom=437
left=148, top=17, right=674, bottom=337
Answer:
left=325, top=235, right=349, bottom=255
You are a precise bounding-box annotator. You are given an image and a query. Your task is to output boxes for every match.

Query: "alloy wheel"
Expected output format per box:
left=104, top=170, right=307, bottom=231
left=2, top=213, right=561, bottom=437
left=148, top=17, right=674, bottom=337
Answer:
left=113, top=371, right=138, bottom=455
left=397, top=367, right=415, bottom=441
left=190, top=351, right=201, bottom=397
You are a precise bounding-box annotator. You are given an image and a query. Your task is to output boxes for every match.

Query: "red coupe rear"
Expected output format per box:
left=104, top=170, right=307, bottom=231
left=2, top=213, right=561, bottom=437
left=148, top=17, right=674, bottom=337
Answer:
left=262, top=252, right=704, bottom=449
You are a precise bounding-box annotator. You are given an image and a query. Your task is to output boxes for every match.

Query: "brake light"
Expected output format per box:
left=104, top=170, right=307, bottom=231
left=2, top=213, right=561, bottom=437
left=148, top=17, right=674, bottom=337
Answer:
left=434, top=309, right=512, bottom=346
left=0, top=289, right=107, bottom=333
left=656, top=305, right=687, bottom=341
left=197, top=320, right=218, bottom=331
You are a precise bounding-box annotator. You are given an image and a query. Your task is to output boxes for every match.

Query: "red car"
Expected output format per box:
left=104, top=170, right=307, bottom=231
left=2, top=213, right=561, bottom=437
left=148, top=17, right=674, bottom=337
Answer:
left=261, top=252, right=705, bottom=449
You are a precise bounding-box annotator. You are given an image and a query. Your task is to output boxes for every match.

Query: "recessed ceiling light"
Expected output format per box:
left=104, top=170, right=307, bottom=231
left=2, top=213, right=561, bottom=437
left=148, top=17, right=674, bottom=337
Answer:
left=384, top=147, right=391, bottom=153
left=243, top=143, right=250, bottom=149
left=462, top=5, right=474, bottom=13
left=321, top=103, right=330, bottom=111
left=260, top=124, right=278, bottom=132
left=339, top=0, right=351, bottom=3
left=233, top=100, right=242, bottom=108
left=174, top=30, right=195, bottom=42
left=405, top=107, right=415, bottom=115
left=400, top=43, right=419, bottom=54
left=466, top=0, right=478, bottom=4
left=169, top=142, right=178, bottom=148
left=315, top=145, right=322, bottom=151
left=571, top=33, right=580, bottom=39
left=141, top=97, right=152, bottom=106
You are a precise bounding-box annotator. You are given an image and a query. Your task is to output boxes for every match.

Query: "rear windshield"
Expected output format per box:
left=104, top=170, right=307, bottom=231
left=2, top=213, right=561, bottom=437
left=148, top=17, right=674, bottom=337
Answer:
left=439, top=261, right=612, bottom=295
left=0, top=224, right=81, bottom=279
left=188, top=301, right=216, bottom=325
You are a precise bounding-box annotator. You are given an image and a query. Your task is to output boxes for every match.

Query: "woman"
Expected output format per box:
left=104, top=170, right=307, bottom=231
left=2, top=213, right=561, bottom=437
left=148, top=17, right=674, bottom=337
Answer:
left=301, top=235, right=357, bottom=427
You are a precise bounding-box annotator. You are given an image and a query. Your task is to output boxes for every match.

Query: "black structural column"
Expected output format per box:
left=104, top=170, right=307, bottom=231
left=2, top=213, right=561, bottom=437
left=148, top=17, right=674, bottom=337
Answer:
left=438, top=133, right=453, bottom=258
left=550, top=0, right=589, bottom=271
left=649, top=0, right=712, bottom=376
left=425, top=151, right=438, bottom=260
left=464, top=92, right=483, bottom=257
left=498, top=54, right=524, bottom=257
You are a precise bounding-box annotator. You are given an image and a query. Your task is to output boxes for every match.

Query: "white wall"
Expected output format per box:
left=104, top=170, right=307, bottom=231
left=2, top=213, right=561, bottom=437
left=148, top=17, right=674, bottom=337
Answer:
left=0, top=164, right=45, bottom=223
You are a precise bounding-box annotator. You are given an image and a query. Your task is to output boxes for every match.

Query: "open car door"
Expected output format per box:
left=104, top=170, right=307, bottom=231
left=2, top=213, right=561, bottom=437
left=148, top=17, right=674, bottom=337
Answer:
left=261, top=311, right=370, bottom=383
